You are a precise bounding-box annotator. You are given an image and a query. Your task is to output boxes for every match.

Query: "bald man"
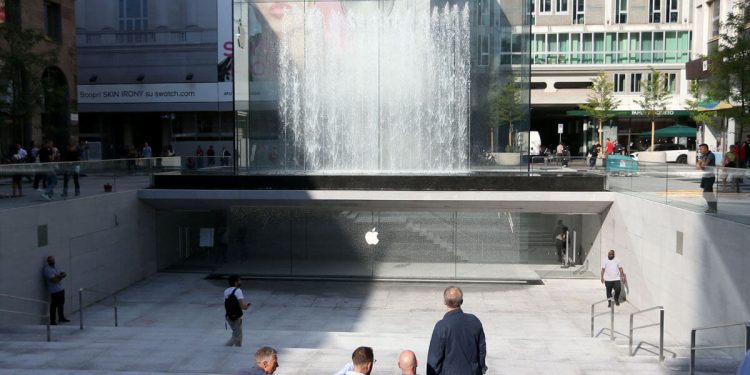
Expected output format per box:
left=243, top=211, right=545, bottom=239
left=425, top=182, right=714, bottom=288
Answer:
left=398, top=350, right=418, bottom=375
left=42, top=256, right=69, bottom=325
left=427, top=286, right=486, bottom=375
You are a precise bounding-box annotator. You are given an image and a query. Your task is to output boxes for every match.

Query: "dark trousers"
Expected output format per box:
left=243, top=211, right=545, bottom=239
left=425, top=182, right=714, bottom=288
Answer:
left=555, top=240, right=565, bottom=263
left=63, top=170, right=80, bottom=195
left=604, top=280, right=621, bottom=302
left=701, top=177, right=717, bottom=211
left=49, top=290, right=66, bottom=324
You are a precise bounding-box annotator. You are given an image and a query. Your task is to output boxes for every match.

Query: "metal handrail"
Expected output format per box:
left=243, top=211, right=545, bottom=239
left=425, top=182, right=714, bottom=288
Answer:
left=591, top=297, right=616, bottom=341
left=78, top=288, right=119, bottom=330
left=690, top=322, right=750, bottom=375
left=629, top=305, right=664, bottom=361
left=0, top=293, right=52, bottom=342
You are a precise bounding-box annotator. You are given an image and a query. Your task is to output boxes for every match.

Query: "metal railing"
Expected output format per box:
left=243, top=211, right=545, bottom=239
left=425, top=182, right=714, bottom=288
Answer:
left=78, top=288, right=119, bottom=330
left=0, top=293, right=51, bottom=342
left=690, top=322, right=750, bottom=375
left=629, top=305, right=665, bottom=361
left=591, top=297, right=616, bottom=341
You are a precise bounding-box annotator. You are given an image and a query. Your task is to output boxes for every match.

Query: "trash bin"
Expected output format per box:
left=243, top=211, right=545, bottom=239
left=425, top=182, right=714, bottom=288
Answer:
left=605, top=155, right=639, bottom=176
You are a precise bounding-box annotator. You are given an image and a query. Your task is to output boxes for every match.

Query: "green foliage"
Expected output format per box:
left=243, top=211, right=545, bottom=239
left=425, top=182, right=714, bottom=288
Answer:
left=0, top=23, right=60, bottom=142
left=684, top=80, right=715, bottom=126
left=579, top=71, right=620, bottom=125
left=635, top=66, right=671, bottom=122
left=488, top=78, right=523, bottom=151
left=704, top=1, right=750, bottom=139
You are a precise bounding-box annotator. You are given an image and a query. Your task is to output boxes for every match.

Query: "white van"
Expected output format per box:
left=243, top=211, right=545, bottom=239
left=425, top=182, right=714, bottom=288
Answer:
left=516, top=131, right=542, bottom=155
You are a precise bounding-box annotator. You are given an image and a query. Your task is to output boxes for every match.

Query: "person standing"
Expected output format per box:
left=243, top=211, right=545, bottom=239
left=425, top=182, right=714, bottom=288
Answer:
left=141, top=142, right=152, bottom=158
left=221, top=146, right=231, bottom=166
left=61, top=141, right=81, bottom=197
left=39, top=140, right=58, bottom=201
left=555, top=226, right=568, bottom=265
left=605, top=138, right=613, bottom=155
left=427, top=286, right=487, bottom=375
left=207, top=145, right=216, bottom=166
left=42, top=256, right=70, bottom=325
left=601, top=250, right=626, bottom=307
left=697, top=143, right=718, bottom=213
left=721, top=144, right=738, bottom=192
left=224, top=275, right=250, bottom=347
left=398, top=350, right=418, bottom=375
left=10, top=144, right=27, bottom=197
left=234, top=346, right=279, bottom=375
left=589, top=141, right=601, bottom=169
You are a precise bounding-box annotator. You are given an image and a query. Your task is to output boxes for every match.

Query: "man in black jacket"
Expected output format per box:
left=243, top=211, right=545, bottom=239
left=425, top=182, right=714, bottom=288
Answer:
left=427, top=286, right=487, bottom=375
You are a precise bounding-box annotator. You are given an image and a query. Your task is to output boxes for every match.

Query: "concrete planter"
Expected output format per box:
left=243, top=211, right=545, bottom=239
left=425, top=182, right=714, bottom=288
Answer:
left=491, top=152, right=521, bottom=166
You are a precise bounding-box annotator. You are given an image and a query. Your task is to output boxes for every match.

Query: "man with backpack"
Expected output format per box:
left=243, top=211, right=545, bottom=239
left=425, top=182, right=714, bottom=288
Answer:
left=224, top=275, right=250, bottom=347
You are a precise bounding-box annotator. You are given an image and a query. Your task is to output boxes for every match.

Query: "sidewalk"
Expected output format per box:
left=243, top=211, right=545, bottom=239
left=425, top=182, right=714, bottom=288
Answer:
left=0, top=273, right=714, bottom=374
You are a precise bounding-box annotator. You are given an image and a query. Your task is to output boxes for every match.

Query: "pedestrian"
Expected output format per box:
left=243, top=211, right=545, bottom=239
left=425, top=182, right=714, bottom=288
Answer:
left=234, top=346, right=279, bottom=375
left=141, top=142, right=152, bottom=158
left=61, top=141, right=81, bottom=197
left=196, top=145, right=204, bottom=168
left=207, top=145, right=216, bottom=166
left=221, top=146, right=231, bottom=166
left=721, top=144, right=738, bottom=192
left=398, top=350, right=418, bottom=375
left=555, top=226, right=568, bottom=265
left=224, top=275, right=250, bottom=347
left=11, top=144, right=27, bottom=197
left=42, top=256, right=70, bottom=325
left=743, top=136, right=750, bottom=168
left=589, top=141, right=601, bottom=169
left=39, top=140, right=58, bottom=201
left=427, top=286, right=487, bottom=375
left=605, top=137, right=613, bottom=155
left=696, top=143, right=717, bottom=213
left=601, top=250, right=626, bottom=307
left=345, top=346, right=375, bottom=375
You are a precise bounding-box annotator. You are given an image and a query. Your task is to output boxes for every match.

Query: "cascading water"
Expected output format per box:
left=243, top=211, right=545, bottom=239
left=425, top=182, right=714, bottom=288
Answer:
left=278, top=3, right=471, bottom=173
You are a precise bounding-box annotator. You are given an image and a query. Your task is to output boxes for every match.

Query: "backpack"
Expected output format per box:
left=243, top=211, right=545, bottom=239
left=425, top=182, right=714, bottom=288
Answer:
left=224, top=288, right=243, bottom=321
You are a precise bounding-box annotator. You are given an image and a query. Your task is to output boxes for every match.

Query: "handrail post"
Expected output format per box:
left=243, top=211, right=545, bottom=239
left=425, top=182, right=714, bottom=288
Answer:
left=590, top=304, right=595, bottom=337
left=78, top=288, right=84, bottom=330
left=629, top=313, right=634, bottom=355
left=114, top=294, right=118, bottom=327
left=690, top=329, right=696, bottom=375
left=746, top=323, right=750, bottom=352
left=659, top=308, right=665, bottom=362
left=610, top=298, right=615, bottom=341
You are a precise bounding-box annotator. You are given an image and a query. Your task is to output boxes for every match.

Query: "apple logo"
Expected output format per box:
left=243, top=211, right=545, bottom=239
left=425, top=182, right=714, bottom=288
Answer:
left=365, top=227, right=379, bottom=245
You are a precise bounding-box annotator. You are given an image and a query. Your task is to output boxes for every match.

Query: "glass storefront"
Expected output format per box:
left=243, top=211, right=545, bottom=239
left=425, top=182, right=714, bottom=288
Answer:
left=232, top=0, right=531, bottom=173
left=157, top=207, right=600, bottom=281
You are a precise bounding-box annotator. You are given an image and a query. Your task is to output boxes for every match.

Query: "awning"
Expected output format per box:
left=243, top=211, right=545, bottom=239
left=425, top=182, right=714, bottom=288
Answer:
left=636, top=124, right=697, bottom=137
left=695, top=100, right=733, bottom=112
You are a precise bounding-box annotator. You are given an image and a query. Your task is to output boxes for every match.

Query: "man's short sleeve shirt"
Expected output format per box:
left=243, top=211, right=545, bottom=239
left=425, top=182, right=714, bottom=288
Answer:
left=43, top=265, right=64, bottom=293
left=601, top=258, right=623, bottom=281
left=224, top=287, right=244, bottom=301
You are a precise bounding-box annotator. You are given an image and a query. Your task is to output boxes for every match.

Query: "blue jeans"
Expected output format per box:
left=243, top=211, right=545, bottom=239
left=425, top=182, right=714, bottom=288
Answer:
left=44, top=172, right=58, bottom=196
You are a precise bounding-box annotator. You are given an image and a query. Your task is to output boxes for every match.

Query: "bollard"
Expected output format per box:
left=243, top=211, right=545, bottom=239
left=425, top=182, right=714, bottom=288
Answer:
left=114, top=294, right=118, bottom=327
left=610, top=298, right=615, bottom=341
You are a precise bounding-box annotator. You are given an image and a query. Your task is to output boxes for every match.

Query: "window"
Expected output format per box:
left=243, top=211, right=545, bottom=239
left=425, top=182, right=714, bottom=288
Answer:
left=573, top=0, right=585, bottom=23
left=666, top=0, right=678, bottom=22
left=44, top=2, right=62, bottom=42
left=711, top=0, right=721, bottom=37
left=118, top=0, right=149, bottom=43
left=478, top=34, right=490, bottom=66
left=614, top=74, right=626, bottom=92
left=557, top=0, right=568, bottom=13
left=540, top=0, right=552, bottom=13
left=664, top=73, right=677, bottom=93
left=616, top=0, right=627, bottom=23
left=650, top=0, right=661, bottom=23
left=478, top=0, right=490, bottom=25
left=630, top=73, right=643, bottom=92
left=529, top=0, right=536, bottom=25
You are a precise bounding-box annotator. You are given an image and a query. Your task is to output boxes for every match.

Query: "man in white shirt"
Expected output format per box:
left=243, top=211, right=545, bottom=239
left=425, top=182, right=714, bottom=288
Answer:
left=601, top=250, right=625, bottom=307
left=345, top=346, right=375, bottom=375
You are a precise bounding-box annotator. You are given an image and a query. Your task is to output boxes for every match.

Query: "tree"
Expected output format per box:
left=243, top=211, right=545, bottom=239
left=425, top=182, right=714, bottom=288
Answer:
left=580, top=71, right=620, bottom=146
left=704, top=1, right=750, bottom=145
left=0, top=23, right=60, bottom=148
left=488, top=78, right=523, bottom=152
left=635, top=66, right=671, bottom=149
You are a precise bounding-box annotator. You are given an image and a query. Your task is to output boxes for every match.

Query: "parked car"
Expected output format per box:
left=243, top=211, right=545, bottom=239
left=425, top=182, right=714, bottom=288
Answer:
left=630, top=144, right=689, bottom=163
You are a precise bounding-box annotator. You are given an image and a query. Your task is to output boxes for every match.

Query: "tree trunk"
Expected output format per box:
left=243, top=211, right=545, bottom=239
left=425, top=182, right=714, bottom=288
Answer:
left=651, top=119, right=656, bottom=150
left=598, top=119, right=603, bottom=146
left=489, top=129, right=494, bottom=152
left=508, top=122, right=513, bottom=151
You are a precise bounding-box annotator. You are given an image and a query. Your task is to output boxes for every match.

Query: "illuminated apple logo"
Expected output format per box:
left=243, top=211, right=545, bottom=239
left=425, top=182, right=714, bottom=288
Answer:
left=365, top=227, right=379, bottom=245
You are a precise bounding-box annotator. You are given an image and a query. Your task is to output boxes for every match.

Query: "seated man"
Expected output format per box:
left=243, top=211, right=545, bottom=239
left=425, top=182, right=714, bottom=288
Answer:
left=235, top=346, right=278, bottom=375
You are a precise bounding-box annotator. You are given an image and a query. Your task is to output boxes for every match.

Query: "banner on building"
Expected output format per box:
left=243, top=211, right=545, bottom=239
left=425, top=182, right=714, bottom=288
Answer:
left=78, top=83, right=233, bottom=104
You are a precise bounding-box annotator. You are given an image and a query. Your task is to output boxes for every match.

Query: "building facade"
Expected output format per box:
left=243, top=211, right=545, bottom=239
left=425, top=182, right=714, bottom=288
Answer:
left=529, top=0, right=695, bottom=155
left=0, top=0, right=77, bottom=149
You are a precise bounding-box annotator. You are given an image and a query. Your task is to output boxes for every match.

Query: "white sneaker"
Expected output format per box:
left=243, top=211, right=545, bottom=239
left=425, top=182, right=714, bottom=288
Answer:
left=41, top=193, right=52, bottom=201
